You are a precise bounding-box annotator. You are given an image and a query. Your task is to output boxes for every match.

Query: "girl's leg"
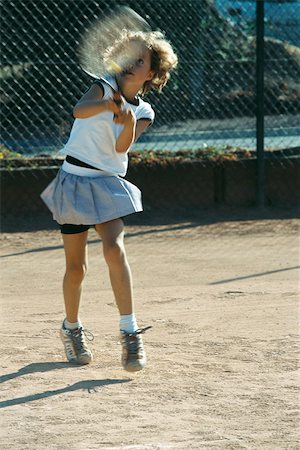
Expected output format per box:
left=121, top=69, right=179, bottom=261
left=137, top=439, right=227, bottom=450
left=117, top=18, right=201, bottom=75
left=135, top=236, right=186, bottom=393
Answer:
left=62, top=230, right=89, bottom=323
left=95, top=218, right=149, bottom=372
left=95, top=219, right=133, bottom=315
left=60, top=230, right=92, bottom=365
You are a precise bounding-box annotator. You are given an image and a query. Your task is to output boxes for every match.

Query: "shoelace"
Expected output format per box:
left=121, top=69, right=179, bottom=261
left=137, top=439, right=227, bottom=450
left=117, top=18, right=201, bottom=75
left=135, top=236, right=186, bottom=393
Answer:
left=70, top=327, right=94, bottom=351
left=132, top=326, right=152, bottom=336
left=122, top=326, right=152, bottom=355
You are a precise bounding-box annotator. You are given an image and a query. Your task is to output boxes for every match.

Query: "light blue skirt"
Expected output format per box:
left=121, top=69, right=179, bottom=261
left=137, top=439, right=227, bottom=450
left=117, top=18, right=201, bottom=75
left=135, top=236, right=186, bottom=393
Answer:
left=41, top=168, right=143, bottom=225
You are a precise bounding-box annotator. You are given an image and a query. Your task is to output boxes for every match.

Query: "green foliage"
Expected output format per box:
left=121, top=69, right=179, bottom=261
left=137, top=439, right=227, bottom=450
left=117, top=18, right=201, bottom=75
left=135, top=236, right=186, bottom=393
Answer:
left=0, top=145, right=23, bottom=159
left=0, top=146, right=254, bottom=171
left=129, top=147, right=254, bottom=165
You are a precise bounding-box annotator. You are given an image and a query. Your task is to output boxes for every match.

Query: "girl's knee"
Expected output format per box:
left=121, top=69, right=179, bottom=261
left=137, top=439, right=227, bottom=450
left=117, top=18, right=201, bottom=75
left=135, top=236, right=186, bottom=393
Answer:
left=65, top=263, right=87, bottom=284
left=103, top=241, right=125, bottom=266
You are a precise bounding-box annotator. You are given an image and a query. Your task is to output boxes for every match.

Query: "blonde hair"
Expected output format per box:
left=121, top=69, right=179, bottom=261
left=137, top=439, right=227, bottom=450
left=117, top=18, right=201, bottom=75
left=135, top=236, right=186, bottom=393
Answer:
left=104, top=30, right=178, bottom=95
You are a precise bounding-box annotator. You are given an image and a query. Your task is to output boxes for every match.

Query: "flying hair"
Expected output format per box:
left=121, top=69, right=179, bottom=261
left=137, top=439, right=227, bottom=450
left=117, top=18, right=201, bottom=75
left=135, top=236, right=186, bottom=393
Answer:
left=104, top=30, right=178, bottom=95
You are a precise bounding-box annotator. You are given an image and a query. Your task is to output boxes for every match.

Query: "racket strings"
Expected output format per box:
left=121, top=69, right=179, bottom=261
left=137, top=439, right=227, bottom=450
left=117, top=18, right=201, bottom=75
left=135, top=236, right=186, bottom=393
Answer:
left=77, top=7, right=151, bottom=79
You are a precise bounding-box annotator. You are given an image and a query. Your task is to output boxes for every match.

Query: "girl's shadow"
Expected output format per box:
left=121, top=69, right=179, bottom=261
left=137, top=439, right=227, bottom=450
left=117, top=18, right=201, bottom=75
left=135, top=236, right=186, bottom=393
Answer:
left=0, top=362, right=131, bottom=408
left=1, top=361, right=74, bottom=383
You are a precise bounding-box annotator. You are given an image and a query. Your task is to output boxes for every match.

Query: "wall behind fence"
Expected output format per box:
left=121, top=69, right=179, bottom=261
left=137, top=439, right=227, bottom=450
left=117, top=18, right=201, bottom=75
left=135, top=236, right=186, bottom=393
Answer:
left=1, top=157, right=300, bottom=221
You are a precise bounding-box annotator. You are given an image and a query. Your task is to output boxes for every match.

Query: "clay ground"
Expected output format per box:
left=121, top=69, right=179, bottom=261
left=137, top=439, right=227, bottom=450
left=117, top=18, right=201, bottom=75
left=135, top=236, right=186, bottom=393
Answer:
left=0, top=210, right=299, bottom=450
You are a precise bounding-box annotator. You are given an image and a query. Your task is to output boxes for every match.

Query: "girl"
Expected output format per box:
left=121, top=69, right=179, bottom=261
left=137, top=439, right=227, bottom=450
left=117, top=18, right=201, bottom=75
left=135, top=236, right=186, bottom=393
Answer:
left=41, top=30, right=178, bottom=372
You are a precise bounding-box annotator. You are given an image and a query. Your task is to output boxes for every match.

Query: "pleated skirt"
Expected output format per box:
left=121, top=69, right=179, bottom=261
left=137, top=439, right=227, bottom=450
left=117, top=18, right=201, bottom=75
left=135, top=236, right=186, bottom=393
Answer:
left=40, top=168, right=143, bottom=225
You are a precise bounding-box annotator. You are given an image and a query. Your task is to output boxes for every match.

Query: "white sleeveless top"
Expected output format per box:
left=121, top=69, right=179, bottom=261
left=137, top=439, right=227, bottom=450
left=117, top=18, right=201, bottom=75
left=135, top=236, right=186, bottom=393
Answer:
left=60, top=76, right=155, bottom=177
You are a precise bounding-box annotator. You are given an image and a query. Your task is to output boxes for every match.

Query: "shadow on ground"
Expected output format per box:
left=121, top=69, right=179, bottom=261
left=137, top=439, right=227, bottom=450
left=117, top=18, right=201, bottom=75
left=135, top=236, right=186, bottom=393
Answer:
left=1, top=206, right=299, bottom=233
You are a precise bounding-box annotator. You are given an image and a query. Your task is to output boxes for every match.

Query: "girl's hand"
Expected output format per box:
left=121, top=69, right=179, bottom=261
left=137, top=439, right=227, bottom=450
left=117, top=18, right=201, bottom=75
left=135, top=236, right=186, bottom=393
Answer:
left=113, top=107, right=136, bottom=126
left=114, top=107, right=136, bottom=152
left=104, top=95, right=124, bottom=115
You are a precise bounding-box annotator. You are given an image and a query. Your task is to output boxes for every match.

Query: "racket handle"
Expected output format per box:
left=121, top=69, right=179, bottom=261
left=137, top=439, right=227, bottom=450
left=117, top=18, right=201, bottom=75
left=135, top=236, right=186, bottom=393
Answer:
left=113, top=92, right=122, bottom=106
left=113, top=92, right=122, bottom=118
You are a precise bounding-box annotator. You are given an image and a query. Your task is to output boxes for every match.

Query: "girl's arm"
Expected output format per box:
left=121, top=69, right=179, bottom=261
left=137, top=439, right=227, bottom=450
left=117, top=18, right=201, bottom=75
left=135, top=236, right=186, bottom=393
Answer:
left=73, top=84, right=121, bottom=118
left=135, top=119, right=152, bottom=141
left=115, top=113, right=152, bottom=153
left=74, top=83, right=151, bottom=153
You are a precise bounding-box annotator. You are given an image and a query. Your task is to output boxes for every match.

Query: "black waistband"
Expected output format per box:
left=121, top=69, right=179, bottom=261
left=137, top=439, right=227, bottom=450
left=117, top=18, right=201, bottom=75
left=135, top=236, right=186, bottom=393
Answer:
left=66, top=155, right=100, bottom=170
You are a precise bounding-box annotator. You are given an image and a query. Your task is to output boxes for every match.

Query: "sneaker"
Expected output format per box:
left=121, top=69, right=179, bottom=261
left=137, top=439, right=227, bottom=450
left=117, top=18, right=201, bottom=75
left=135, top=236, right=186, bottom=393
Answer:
left=120, top=326, right=152, bottom=372
left=60, top=322, right=93, bottom=365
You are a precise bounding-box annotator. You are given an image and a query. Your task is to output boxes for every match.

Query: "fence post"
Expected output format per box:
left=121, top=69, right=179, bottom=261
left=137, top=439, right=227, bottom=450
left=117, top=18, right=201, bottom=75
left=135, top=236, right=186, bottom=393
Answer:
left=256, top=0, right=265, bottom=207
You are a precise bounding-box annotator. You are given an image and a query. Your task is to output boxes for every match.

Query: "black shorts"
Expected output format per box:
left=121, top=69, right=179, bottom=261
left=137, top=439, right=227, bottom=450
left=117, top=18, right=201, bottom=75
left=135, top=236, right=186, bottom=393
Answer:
left=59, top=224, right=93, bottom=234
left=59, top=218, right=125, bottom=234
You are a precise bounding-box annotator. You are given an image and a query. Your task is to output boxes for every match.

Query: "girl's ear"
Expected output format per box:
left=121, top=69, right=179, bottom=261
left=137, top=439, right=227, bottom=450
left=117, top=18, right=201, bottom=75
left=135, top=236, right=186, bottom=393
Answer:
left=146, top=70, right=155, bottom=81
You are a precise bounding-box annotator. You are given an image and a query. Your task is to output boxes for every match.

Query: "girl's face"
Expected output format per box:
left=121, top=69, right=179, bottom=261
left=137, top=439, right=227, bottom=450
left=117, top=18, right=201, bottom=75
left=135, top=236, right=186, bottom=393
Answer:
left=118, top=42, right=154, bottom=88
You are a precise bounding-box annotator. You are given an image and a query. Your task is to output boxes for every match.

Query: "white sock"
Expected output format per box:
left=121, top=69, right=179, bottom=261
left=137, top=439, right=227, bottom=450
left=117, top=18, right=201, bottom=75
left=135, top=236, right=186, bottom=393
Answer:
left=64, top=319, right=82, bottom=330
left=119, top=313, right=138, bottom=334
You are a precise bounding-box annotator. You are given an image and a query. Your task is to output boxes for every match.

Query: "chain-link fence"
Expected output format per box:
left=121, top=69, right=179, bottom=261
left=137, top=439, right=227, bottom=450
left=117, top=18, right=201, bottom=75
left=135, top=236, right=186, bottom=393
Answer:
left=1, top=0, right=300, bottom=218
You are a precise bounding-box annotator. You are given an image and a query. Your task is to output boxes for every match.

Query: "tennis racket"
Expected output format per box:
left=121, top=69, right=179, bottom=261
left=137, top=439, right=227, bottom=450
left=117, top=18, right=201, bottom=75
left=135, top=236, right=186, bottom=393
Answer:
left=77, top=5, right=151, bottom=99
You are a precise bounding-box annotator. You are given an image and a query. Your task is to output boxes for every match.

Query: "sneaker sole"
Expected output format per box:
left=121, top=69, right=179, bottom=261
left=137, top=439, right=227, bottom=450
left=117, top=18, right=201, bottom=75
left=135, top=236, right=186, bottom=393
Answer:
left=123, top=364, right=145, bottom=372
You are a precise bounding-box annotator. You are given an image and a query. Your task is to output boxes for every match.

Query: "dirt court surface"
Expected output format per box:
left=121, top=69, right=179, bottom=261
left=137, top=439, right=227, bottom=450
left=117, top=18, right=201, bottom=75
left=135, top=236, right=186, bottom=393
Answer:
left=1, top=211, right=299, bottom=450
